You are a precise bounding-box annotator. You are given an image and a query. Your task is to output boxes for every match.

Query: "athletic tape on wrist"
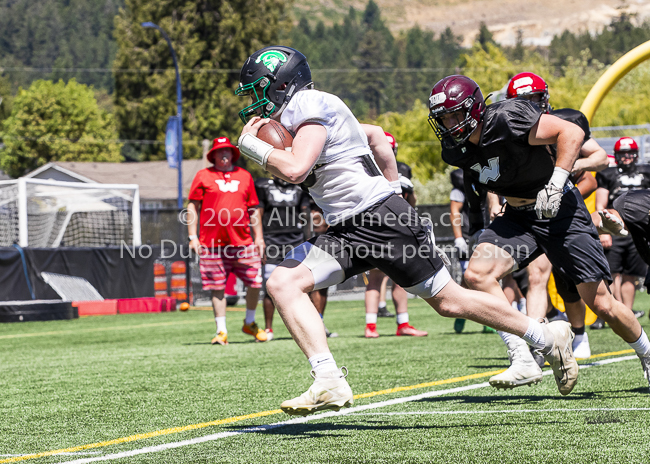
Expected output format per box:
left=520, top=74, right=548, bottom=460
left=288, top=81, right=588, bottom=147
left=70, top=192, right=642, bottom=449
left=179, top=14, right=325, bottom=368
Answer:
left=549, top=167, right=570, bottom=189
left=238, top=133, right=274, bottom=168
left=389, top=179, right=402, bottom=195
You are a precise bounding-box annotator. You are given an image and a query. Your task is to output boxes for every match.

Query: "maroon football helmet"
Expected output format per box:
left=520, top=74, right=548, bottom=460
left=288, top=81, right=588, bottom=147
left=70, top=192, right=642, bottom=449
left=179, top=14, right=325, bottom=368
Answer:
left=506, top=72, right=550, bottom=113
left=428, top=75, right=486, bottom=148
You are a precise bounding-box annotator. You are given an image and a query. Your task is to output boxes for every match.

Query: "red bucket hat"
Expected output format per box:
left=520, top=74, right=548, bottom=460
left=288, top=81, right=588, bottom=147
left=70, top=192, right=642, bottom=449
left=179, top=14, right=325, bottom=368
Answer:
left=206, top=137, right=240, bottom=164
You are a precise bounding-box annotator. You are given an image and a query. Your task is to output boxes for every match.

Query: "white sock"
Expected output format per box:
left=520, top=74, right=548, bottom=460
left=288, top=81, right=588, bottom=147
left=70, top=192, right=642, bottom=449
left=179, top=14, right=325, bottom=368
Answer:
left=366, top=313, right=378, bottom=324
left=498, top=330, right=526, bottom=350
left=629, top=329, right=650, bottom=357
left=308, top=352, right=339, bottom=376
left=215, top=316, right=227, bottom=334
left=519, top=298, right=527, bottom=315
left=522, top=319, right=546, bottom=350
left=245, top=309, right=256, bottom=325
left=396, top=313, right=409, bottom=325
left=378, top=301, right=387, bottom=310
left=511, top=301, right=519, bottom=311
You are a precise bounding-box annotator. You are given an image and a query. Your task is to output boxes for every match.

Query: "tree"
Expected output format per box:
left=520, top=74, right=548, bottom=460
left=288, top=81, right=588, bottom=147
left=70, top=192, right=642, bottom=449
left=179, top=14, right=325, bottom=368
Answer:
left=373, top=100, right=444, bottom=181
left=112, top=0, right=289, bottom=163
left=0, top=79, right=121, bottom=178
left=0, top=76, right=12, bottom=124
left=0, top=0, right=122, bottom=92
left=476, top=22, right=497, bottom=51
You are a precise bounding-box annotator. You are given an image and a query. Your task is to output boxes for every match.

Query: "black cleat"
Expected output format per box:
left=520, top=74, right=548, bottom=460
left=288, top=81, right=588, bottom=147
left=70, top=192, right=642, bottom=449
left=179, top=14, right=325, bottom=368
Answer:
left=377, top=306, right=395, bottom=318
left=590, top=317, right=605, bottom=330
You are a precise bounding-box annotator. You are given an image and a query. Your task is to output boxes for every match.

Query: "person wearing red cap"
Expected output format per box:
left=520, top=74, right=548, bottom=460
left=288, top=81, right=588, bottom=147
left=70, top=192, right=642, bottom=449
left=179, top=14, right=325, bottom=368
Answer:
left=187, top=137, right=267, bottom=345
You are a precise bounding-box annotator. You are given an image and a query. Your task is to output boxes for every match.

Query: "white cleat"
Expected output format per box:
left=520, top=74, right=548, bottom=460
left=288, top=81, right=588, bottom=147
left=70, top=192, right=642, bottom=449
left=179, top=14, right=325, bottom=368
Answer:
left=280, top=368, right=353, bottom=416
left=640, top=355, right=650, bottom=391
left=541, top=321, right=579, bottom=395
left=572, top=332, right=591, bottom=359
left=490, top=343, right=543, bottom=389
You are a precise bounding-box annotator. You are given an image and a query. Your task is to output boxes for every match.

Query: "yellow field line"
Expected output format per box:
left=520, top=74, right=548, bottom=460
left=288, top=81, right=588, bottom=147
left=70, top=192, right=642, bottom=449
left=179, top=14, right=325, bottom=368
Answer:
left=0, top=409, right=282, bottom=463
left=0, top=348, right=636, bottom=463
left=588, top=348, right=634, bottom=358
left=353, top=369, right=508, bottom=399
left=0, top=320, right=206, bottom=340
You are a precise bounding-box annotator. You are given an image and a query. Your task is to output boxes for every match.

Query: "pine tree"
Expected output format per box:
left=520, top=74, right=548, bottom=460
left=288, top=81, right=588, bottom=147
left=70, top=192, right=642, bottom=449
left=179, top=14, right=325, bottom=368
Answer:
left=112, top=0, right=289, bottom=162
left=0, top=0, right=122, bottom=91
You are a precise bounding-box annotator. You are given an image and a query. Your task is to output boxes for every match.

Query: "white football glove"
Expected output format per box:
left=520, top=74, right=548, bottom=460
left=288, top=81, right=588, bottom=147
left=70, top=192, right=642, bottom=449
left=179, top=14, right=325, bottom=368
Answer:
left=535, top=183, right=564, bottom=219
left=454, top=237, right=469, bottom=255
left=597, top=210, right=628, bottom=236
left=399, top=175, right=414, bottom=193
left=535, top=167, right=570, bottom=219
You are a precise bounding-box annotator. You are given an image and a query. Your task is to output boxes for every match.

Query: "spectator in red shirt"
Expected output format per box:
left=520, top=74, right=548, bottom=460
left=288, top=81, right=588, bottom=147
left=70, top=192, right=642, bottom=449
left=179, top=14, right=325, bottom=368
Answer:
left=187, top=137, right=266, bottom=345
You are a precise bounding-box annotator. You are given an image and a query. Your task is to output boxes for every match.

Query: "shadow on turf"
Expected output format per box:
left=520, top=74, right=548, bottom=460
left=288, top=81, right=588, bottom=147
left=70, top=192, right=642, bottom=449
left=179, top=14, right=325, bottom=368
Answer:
left=223, top=420, right=554, bottom=437
left=415, top=391, right=597, bottom=405
left=182, top=336, right=294, bottom=346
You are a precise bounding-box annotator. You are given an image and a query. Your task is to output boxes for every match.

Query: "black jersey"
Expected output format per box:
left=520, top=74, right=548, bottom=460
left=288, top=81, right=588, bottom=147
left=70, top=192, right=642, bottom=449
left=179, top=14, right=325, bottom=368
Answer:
left=442, top=99, right=553, bottom=201
left=548, top=108, right=592, bottom=184
left=549, top=108, right=591, bottom=142
left=450, top=168, right=488, bottom=236
left=396, top=161, right=412, bottom=179
left=613, top=189, right=650, bottom=264
left=596, top=164, right=650, bottom=208
left=255, top=178, right=310, bottom=246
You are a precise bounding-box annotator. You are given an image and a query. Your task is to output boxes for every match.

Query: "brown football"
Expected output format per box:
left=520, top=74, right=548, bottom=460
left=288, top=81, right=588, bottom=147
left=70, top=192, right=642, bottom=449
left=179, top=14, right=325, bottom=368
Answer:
left=257, top=120, right=294, bottom=150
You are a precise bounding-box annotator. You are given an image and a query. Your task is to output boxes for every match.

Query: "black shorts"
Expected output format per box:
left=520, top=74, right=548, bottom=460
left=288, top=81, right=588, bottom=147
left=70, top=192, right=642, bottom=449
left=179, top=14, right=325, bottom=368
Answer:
left=552, top=268, right=581, bottom=303
left=605, top=235, right=649, bottom=277
left=478, top=187, right=612, bottom=286
left=265, top=237, right=305, bottom=265
left=512, top=268, right=529, bottom=297
left=288, top=194, right=445, bottom=288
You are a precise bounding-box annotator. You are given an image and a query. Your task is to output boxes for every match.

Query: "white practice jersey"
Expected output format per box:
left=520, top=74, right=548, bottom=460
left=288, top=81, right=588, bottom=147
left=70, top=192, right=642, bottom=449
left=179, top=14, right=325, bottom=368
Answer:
left=280, top=89, right=394, bottom=225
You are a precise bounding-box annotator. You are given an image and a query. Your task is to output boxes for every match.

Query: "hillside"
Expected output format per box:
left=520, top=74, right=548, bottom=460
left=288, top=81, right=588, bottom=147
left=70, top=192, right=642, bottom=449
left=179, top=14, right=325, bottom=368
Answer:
left=294, top=0, right=650, bottom=46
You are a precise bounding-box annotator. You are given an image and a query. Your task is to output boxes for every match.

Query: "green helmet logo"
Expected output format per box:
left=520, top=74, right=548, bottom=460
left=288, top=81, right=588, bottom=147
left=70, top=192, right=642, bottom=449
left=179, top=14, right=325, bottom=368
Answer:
left=255, top=50, right=287, bottom=73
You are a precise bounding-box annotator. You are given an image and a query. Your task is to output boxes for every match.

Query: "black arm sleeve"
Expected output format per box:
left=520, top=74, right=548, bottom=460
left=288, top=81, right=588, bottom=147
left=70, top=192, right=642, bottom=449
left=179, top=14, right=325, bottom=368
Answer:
left=463, top=172, right=485, bottom=235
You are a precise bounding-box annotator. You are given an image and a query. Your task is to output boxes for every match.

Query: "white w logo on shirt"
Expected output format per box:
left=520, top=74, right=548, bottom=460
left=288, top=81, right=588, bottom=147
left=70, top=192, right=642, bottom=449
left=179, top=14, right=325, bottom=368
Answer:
left=269, top=189, right=296, bottom=203
left=215, top=179, right=240, bottom=192
left=470, top=157, right=501, bottom=184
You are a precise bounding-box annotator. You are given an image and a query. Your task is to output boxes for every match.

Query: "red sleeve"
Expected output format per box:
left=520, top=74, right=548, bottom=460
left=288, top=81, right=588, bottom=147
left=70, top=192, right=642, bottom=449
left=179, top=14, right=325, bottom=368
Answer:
left=188, top=171, right=205, bottom=201
left=245, top=172, right=259, bottom=209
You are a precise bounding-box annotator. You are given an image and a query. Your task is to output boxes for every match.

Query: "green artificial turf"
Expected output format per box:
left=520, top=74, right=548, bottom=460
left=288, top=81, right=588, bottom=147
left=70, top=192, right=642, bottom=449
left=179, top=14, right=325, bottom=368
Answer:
left=1, top=292, right=649, bottom=463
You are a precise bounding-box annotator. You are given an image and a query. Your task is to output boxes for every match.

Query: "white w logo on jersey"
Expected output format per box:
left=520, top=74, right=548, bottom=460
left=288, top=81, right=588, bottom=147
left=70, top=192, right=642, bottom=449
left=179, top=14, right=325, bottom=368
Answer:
left=215, top=179, right=240, bottom=193
left=470, top=157, right=501, bottom=184
left=269, top=189, right=296, bottom=203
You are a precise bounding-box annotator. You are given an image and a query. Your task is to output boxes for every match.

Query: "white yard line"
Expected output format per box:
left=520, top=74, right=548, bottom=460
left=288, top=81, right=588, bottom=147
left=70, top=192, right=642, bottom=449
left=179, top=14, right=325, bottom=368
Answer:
left=57, top=354, right=640, bottom=464
left=353, top=407, right=650, bottom=416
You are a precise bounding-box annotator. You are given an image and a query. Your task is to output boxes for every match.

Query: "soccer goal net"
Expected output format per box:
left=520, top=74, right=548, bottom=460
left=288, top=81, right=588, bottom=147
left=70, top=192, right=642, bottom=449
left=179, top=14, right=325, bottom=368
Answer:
left=0, top=178, right=141, bottom=247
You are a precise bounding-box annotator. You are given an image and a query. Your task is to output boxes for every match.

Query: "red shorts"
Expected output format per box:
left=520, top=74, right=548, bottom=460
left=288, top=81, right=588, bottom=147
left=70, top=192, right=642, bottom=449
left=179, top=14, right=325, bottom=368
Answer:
left=199, top=245, right=262, bottom=291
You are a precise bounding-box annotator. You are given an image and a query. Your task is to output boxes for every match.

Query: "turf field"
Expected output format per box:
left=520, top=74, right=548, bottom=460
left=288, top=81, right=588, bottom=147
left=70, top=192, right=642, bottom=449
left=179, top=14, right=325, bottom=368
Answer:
left=2, top=293, right=650, bottom=464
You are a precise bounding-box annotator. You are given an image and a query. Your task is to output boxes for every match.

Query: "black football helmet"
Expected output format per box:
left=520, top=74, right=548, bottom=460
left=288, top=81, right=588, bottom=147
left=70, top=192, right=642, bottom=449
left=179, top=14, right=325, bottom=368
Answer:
left=236, top=46, right=313, bottom=124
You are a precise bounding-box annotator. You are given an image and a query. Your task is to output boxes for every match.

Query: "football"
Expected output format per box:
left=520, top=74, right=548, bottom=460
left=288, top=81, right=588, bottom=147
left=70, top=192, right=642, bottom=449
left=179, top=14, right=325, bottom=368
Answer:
left=257, top=120, right=293, bottom=150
